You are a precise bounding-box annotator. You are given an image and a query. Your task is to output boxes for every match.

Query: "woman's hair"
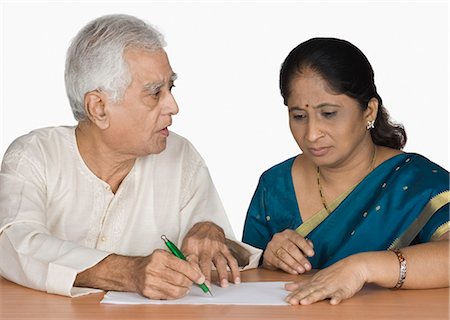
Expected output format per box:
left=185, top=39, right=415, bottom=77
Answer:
left=65, top=14, right=166, bottom=121
left=279, top=37, right=406, bottom=150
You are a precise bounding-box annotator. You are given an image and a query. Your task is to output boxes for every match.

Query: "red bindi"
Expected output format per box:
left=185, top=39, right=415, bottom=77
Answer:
left=305, top=104, right=309, bottom=108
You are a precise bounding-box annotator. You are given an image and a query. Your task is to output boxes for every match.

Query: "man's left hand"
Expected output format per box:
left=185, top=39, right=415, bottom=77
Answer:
left=181, top=221, right=240, bottom=287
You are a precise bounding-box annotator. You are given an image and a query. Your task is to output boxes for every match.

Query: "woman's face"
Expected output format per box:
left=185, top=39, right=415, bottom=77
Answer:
left=286, top=69, right=374, bottom=168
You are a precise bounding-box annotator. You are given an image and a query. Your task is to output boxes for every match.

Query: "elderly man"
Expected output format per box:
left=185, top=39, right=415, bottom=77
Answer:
left=0, top=14, right=260, bottom=299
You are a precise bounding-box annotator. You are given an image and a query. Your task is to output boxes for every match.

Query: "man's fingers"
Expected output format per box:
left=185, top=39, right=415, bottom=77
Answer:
left=199, top=255, right=213, bottom=283
left=141, top=277, right=190, bottom=300
left=185, top=253, right=199, bottom=265
left=158, top=250, right=205, bottom=285
left=213, top=254, right=229, bottom=287
left=222, top=250, right=240, bottom=284
left=185, top=253, right=204, bottom=276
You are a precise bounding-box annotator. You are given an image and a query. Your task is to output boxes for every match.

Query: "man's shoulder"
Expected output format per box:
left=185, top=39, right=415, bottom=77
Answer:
left=1, top=126, right=76, bottom=173
left=8, top=126, right=74, bottom=145
left=3, top=126, right=74, bottom=157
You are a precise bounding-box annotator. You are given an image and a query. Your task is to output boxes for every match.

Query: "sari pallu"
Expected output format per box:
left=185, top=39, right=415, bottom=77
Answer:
left=296, top=153, right=449, bottom=268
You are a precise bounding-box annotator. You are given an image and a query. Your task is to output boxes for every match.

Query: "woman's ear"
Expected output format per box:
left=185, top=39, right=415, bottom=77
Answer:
left=365, top=97, right=379, bottom=122
left=84, top=91, right=110, bottom=129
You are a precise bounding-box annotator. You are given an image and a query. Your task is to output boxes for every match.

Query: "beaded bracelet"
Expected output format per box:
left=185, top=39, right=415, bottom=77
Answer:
left=391, top=249, right=407, bottom=289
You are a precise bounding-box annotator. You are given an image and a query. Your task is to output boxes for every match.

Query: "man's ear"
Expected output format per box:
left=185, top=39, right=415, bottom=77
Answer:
left=365, top=97, right=379, bottom=122
left=84, top=91, right=110, bottom=129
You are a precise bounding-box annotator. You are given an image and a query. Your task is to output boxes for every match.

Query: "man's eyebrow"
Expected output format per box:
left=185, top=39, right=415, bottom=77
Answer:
left=143, top=73, right=178, bottom=92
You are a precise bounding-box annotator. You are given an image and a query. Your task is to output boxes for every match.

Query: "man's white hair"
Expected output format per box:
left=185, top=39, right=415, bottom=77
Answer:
left=64, top=14, right=166, bottom=121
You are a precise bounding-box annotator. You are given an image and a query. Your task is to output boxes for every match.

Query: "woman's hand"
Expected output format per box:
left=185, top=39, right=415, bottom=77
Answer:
left=263, top=229, right=315, bottom=274
left=284, top=253, right=369, bottom=305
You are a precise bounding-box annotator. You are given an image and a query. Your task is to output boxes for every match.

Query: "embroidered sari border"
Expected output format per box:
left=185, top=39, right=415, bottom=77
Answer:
left=430, top=222, right=450, bottom=241
left=388, top=190, right=450, bottom=249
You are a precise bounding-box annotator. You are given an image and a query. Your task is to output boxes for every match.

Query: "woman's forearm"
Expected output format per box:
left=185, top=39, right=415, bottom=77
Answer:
left=361, top=240, right=449, bottom=289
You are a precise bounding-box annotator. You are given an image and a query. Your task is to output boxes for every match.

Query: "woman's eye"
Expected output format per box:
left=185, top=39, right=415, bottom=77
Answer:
left=322, top=111, right=337, bottom=118
left=293, top=114, right=306, bottom=120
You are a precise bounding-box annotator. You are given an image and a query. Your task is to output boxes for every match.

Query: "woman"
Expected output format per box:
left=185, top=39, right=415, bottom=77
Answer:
left=242, top=38, right=449, bottom=305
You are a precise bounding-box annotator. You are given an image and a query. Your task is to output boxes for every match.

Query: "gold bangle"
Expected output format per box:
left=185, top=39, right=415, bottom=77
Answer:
left=391, top=249, right=407, bottom=289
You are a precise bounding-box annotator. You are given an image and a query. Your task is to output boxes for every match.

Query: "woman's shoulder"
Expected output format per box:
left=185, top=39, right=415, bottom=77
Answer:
left=408, top=153, right=448, bottom=172
left=376, top=147, right=448, bottom=173
left=378, top=149, right=449, bottom=190
left=259, top=156, right=297, bottom=182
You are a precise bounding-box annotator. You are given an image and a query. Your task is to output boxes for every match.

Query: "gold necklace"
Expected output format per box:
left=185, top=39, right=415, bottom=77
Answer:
left=316, top=146, right=377, bottom=214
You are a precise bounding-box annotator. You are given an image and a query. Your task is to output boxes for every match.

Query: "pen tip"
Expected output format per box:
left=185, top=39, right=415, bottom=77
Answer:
left=208, top=291, right=213, bottom=296
left=161, top=235, right=167, bottom=241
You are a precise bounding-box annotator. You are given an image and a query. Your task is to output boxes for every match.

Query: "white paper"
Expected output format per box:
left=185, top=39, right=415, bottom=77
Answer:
left=101, top=282, right=289, bottom=305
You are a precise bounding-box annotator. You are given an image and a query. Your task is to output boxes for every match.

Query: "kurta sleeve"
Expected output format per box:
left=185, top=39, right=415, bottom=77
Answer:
left=0, top=137, right=110, bottom=297
left=177, top=143, right=261, bottom=269
left=242, top=175, right=272, bottom=251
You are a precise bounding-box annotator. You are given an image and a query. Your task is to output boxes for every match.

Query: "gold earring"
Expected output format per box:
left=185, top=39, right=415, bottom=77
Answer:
left=367, top=120, right=375, bottom=130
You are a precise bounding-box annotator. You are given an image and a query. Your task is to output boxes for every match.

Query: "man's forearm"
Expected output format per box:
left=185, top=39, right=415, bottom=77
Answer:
left=74, top=254, right=143, bottom=292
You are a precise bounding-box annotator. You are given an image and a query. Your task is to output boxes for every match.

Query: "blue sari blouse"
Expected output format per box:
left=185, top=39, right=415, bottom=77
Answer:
left=242, top=153, right=449, bottom=269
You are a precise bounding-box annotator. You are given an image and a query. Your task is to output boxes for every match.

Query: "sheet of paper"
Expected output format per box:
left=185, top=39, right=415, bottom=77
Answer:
left=101, top=282, right=289, bottom=305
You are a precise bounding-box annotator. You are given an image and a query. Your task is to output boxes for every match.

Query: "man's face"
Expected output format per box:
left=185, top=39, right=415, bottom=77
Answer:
left=103, top=48, right=178, bottom=157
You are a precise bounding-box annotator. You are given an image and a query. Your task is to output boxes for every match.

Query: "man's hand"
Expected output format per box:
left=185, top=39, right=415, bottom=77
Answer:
left=131, top=249, right=207, bottom=299
left=75, top=250, right=206, bottom=300
left=181, top=221, right=240, bottom=287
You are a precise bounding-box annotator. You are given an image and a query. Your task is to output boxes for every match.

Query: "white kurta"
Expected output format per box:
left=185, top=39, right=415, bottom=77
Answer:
left=0, top=126, right=260, bottom=297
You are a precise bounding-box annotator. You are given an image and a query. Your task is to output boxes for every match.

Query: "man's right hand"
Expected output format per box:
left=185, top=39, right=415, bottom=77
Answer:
left=74, top=250, right=207, bottom=300
left=132, top=249, right=206, bottom=299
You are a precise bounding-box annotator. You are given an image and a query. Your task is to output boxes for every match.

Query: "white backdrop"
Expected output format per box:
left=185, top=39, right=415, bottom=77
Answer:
left=1, top=1, right=448, bottom=239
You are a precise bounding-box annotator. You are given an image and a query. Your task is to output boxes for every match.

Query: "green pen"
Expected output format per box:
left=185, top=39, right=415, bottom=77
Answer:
left=161, top=235, right=213, bottom=296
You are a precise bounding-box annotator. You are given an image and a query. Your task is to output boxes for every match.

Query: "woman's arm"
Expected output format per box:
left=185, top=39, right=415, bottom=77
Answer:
left=366, top=236, right=449, bottom=289
left=284, top=235, right=449, bottom=305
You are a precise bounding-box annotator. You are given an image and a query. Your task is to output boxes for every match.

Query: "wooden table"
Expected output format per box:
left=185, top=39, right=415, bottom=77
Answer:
left=1, top=269, right=448, bottom=319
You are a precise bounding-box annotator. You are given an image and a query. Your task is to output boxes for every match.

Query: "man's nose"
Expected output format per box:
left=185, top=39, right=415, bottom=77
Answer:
left=164, top=92, right=179, bottom=115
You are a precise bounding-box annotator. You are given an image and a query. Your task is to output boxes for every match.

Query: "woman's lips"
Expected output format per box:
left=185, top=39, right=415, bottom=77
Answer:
left=308, top=147, right=329, bottom=157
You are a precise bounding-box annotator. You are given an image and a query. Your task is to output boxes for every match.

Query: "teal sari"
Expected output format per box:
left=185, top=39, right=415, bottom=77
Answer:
left=242, top=153, right=449, bottom=268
